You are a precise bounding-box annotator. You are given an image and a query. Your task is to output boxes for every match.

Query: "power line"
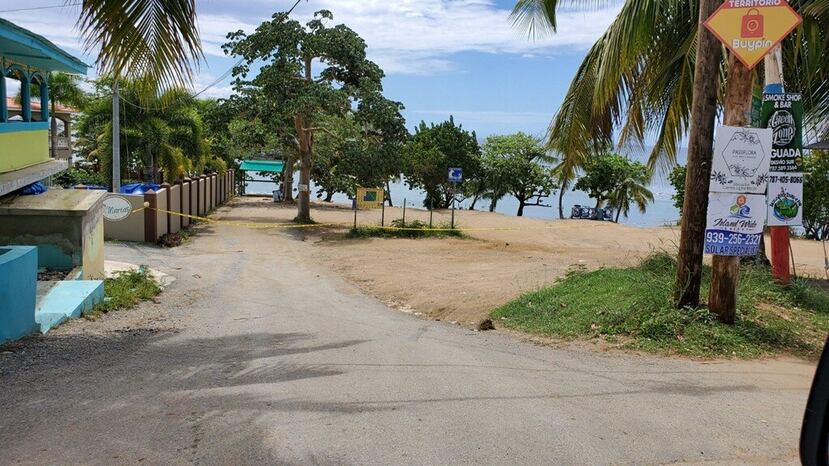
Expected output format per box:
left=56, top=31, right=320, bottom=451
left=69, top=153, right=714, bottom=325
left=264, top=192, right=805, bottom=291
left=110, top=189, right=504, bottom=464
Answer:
left=117, top=0, right=307, bottom=111
left=0, top=2, right=81, bottom=14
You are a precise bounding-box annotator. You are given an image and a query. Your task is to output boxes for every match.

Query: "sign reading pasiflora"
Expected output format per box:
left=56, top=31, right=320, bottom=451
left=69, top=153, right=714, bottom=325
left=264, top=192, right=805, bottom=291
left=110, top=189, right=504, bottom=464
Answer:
left=704, top=0, right=803, bottom=69
left=761, top=93, right=804, bottom=172
left=103, top=195, right=134, bottom=222
left=767, top=172, right=804, bottom=226
left=710, top=125, right=773, bottom=194
left=705, top=193, right=767, bottom=256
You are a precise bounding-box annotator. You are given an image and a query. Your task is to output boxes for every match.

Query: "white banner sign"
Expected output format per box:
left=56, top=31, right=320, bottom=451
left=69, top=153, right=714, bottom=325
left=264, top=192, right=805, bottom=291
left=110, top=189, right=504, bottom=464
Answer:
left=767, top=172, right=804, bottom=227
left=704, top=193, right=766, bottom=257
left=710, top=126, right=773, bottom=194
left=103, top=195, right=133, bottom=222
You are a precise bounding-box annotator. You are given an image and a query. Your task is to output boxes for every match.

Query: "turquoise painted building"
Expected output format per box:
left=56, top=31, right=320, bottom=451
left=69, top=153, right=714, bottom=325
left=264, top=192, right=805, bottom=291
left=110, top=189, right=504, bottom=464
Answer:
left=0, top=17, right=88, bottom=195
left=0, top=19, right=104, bottom=343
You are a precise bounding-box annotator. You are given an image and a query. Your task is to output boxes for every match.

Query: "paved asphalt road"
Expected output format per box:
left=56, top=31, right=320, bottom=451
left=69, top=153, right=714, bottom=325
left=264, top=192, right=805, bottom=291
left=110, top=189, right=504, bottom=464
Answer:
left=0, top=204, right=818, bottom=465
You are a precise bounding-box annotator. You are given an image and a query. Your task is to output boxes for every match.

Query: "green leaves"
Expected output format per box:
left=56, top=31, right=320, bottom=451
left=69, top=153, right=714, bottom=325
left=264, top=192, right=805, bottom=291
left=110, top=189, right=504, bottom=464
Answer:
left=481, top=133, right=558, bottom=215
left=575, top=153, right=652, bottom=219
left=77, top=0, right=203, bottom=92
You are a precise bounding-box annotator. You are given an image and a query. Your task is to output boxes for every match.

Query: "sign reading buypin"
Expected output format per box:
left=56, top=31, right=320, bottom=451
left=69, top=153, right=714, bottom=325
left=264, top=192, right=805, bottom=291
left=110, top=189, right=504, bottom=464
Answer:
left=761, top=93, right=804, bottom=172
left=704, top=193, right=767, bottom=256
left=710, top=126, right=773, bottom=194
left=704, top=0, right=802, bottom=69
left=767, top=172, right=804, bottom=226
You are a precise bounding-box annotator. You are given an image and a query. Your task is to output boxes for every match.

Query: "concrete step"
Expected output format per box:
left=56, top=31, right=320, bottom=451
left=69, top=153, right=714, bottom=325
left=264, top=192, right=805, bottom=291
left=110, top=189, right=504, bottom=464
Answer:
left=35, top=280, right=104, bottom=333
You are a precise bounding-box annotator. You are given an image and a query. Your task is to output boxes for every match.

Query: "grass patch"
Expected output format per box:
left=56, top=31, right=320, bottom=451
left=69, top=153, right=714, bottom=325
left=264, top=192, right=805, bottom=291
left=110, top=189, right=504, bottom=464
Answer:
left=84, top=268, right=161, bottom=320
left=346, top=219, right=465, bottom=239
left=492, top=252, right=829, bottom=359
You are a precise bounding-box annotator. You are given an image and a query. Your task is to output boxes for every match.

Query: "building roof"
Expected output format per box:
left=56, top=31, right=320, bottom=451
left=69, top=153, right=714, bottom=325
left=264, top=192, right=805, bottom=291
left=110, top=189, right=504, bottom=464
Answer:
left=6, top=97, right=77, bottom=114
left=0, top=18, right=87, bottom=74
left=239, top=160, right=285, bottom=173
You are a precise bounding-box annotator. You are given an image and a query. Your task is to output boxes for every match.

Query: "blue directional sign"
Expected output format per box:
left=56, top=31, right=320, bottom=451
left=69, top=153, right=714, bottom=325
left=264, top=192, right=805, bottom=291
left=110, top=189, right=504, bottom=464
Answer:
left=448, top=168, right=463, bottom=183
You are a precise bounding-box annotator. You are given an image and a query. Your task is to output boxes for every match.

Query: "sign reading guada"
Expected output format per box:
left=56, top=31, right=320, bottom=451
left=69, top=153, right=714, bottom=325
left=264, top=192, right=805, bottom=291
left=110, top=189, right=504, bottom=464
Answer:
left=704, top=0, right=802, bottom=69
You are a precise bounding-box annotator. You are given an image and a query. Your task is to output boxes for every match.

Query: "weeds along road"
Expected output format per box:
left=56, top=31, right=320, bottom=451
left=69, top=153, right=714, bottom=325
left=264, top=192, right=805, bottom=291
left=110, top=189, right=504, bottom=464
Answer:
left=0, top=201, right=817, bottom=465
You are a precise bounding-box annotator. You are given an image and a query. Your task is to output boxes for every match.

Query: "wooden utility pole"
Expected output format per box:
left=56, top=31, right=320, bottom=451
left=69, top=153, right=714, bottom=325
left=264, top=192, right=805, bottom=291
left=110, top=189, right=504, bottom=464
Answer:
left=675, top=0, right=723, bottom=308
left=764, top=46, right=792, bottom=284
left=709, top=54, right=754, bottom=324
left=112, top=81, right=121, bottom=192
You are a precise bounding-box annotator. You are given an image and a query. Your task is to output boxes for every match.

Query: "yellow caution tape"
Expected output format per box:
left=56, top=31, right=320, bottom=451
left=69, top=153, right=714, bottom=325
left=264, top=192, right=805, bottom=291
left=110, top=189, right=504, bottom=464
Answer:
left=140, top=206, right=565, bottom=233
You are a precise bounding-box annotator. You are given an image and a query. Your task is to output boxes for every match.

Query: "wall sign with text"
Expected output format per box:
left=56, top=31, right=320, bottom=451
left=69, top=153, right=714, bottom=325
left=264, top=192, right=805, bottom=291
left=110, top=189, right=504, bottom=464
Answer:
left=766, top=172, right=804, bottom=226
left=704, top=193, right=766, bottom=257
left=710, top=126, right=773, bottom=194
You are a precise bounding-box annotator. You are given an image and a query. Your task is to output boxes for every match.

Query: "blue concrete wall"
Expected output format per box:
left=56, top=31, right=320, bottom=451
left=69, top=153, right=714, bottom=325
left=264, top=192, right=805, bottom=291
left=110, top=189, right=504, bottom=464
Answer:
left=0, top=246, right=37, bottom=344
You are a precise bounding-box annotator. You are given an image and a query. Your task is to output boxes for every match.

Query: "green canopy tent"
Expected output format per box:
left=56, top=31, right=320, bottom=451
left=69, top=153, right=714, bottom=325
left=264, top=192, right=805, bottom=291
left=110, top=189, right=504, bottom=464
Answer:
left=238, top=160, right=285, bottom=196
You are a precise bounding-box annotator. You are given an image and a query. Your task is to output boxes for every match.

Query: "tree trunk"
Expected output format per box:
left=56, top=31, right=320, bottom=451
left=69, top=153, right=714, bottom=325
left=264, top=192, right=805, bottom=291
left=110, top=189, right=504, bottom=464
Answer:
left=324, top=191, right=334, bottom=203
left=50, top=100, right=58, bottom=159
left=469, top=194, right=479, bottom=211
left=295, top=116, right=312, bottom=223
left=489, top=198, right=498, bottom=212
left=615, top=206, right=621, bottom=223
left=558, top=177, right=567, bottom=219
left=674, top=0, right=723, bottom=308
left=295, top=56, right=314, bottom=223
left=144, top=145, right=155, bottom=183
left=709, top=54, right=753, bottom=324
left=282, top=155, right=295, bottom=202
left=517, top=201, right=525, bottom=217
left=385, top=181, right=393, bottom=207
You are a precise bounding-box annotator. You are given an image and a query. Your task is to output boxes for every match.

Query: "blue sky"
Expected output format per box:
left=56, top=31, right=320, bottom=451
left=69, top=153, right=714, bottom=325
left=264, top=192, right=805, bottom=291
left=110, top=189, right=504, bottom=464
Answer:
left=1, top=0, right=623, bottom=137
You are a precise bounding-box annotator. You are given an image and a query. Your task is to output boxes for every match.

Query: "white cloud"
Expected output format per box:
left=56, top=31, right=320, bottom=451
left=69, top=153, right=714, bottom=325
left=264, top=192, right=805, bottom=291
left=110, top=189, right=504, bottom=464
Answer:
left=1, top=0, right=622, bottom=79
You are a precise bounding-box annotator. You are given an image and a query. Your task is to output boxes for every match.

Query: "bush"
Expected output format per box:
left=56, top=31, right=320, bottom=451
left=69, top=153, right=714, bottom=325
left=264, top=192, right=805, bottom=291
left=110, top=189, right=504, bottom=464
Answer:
left=54, top=167, right=106, bottom=188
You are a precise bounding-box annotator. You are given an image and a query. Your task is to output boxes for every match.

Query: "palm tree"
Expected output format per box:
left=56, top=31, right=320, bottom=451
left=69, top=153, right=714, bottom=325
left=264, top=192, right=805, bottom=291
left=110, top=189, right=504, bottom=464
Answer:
left=609, top=173, right=654, bottom=223
left=513, top=1, right=829, bottom=170
left=76, top=0, right=202, bottom=89
left=513, top=0, right=829, bottom=311
left=79, top=80, right=208, bottom=184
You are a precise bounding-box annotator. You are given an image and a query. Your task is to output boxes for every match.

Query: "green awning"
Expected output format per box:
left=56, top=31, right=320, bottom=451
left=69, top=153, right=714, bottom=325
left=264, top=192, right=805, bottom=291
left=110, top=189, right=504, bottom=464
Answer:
left=239, top=160, right=285, bottom=173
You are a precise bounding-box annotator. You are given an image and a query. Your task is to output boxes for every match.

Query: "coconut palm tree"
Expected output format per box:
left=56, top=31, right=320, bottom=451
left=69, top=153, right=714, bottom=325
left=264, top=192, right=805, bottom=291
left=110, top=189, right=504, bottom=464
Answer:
left=609, top=172, right=654, bottom=223
left=79, top=80, right=208, bottom=184
left=513, top=1, right=829, bottom=170
left=76, top=0, right=202, bottom=89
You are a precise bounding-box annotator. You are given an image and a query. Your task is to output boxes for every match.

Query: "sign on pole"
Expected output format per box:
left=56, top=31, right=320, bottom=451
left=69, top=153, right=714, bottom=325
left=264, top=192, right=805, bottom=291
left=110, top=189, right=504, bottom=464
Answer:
left=760, top=93, right=804, bottom=172
left=704, top=0, right=803, bottom=69
left=448, top=168, right=463, bottom=183
left=704, top=193, right=767, bottom=256
left=767, top=172, right=804, bottom=226
left=709, top=126, right=773, bottom=194
left=356, top=187, right=384, bottom=210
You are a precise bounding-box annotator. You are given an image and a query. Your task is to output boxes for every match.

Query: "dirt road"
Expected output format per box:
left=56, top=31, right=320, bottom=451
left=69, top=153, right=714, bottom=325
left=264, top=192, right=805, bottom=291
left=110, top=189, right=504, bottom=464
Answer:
left=0, top=199, right=818, bottom=464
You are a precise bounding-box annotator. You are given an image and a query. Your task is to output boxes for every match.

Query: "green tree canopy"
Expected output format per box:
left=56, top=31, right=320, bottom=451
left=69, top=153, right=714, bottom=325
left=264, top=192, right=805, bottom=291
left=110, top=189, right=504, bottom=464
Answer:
left=481, top=133, right=558, bottom=216
left=224, top=9, right=403, bottom=222
left=575, top=154, right=653, bottom=218
left=803, top=152, right=829, bottom=240
left=76, top=79, right=212, bottom=184
left=404, top=117, right=481, bottom=209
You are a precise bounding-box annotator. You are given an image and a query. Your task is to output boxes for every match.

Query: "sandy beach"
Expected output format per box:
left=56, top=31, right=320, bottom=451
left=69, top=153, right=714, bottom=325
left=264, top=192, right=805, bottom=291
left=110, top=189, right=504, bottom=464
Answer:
left=218, top=197, right=828, bottom=326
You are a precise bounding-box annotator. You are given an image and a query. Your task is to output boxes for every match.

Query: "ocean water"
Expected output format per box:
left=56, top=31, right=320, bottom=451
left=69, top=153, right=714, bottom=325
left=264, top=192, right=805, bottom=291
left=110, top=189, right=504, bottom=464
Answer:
left=245, top=148, right=687, bottom=228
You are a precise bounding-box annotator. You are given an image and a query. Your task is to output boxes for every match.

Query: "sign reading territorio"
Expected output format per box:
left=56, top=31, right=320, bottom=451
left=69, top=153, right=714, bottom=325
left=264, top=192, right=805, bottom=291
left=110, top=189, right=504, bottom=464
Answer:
left=704, top=0, right=802, bottom=69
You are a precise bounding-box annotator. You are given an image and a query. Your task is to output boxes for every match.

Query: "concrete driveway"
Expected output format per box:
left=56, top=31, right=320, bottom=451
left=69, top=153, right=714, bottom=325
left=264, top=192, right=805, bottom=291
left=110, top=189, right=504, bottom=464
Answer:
left=0, top=206, right=817, bottom=465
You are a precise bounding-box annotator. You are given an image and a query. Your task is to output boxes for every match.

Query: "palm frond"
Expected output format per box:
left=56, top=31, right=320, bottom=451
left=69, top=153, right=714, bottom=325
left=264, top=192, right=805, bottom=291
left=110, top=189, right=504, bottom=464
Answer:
left=77, top=0, right=203, bottom=91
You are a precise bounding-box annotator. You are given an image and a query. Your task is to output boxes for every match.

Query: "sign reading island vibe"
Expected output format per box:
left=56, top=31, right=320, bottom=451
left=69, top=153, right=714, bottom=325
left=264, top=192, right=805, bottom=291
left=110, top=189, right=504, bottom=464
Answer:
left=704, top=0, right=802, bottom=69
left=710, top=125, right=773, bottom=194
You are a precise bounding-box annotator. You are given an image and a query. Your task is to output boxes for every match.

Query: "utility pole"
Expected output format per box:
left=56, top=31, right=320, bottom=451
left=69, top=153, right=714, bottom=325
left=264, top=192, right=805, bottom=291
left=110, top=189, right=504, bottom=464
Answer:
left=112, top=81, right=121, bottom=192
left=709, top=54, right=754, bottom=324
left=764, top=45, right=791, bottom=284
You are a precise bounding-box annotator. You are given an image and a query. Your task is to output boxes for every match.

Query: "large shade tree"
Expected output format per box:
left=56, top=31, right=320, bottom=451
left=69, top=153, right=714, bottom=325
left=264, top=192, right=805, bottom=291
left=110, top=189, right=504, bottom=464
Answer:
left=224, top=9, right=400, bottom=223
